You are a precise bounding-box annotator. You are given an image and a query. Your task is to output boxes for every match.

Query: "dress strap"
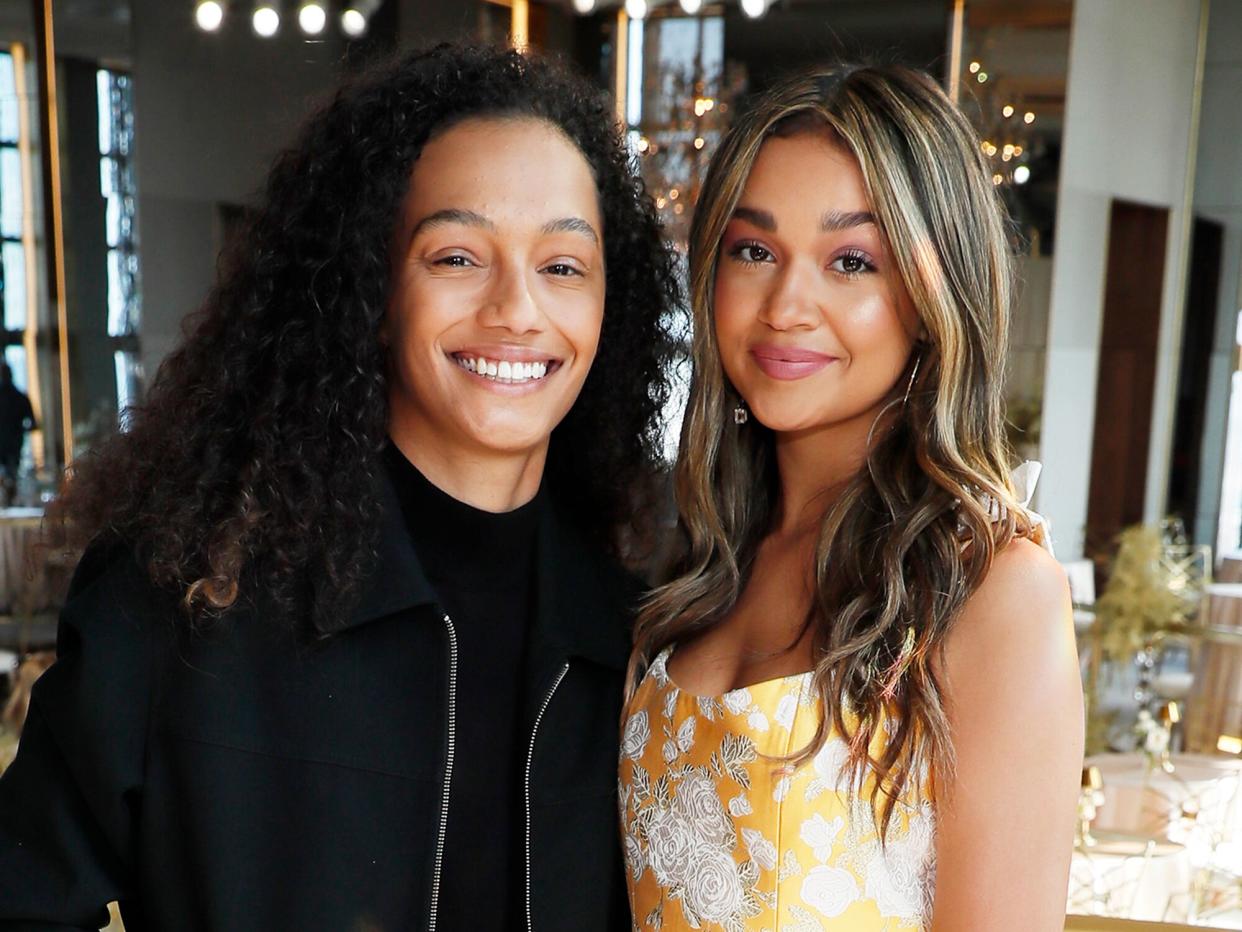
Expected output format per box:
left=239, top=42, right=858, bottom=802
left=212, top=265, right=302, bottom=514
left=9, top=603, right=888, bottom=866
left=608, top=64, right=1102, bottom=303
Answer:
left=977, top=460, right=1054, bottom=557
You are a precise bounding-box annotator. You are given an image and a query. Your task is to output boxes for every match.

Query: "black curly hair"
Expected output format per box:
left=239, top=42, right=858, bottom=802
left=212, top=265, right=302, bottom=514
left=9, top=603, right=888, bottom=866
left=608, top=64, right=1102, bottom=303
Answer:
left=51, top=44, right=680, bottom=634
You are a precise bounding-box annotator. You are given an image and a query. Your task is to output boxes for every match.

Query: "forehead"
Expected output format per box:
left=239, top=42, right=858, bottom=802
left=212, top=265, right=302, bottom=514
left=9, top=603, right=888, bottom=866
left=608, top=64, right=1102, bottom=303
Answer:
left=739, top=131, right=871, bottom=215
left=405, top=116, right=601, bottom=222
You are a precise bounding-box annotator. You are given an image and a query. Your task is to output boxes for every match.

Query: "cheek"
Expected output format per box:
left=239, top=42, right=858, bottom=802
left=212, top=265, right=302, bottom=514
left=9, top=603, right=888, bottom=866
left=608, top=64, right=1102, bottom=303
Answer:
left=388, top=278, right=464, bottom=357
left=711, top=272, right=753, bottom=353
left=837, top=293, right=914, bottom=362
left=553, top=290, right=606, bottom=370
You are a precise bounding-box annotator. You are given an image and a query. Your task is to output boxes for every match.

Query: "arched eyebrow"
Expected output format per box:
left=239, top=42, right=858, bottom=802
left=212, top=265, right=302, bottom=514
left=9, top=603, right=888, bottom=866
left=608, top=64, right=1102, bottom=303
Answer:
left=731, top=206, right=776, bottom=231
left=408, top=209, right=599, bottom=247
left=410, top=208, right=496, bottom=243
left=820, top=209, right=876, bottom=231
left=729, top=206, right=876, bottom=233
left=541, top=216, right=600, bottom=247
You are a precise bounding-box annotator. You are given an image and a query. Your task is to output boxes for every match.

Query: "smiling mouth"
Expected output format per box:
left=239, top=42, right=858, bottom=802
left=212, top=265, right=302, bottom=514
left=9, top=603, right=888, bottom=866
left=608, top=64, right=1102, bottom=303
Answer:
left=450, top=352, right=560, bottom=385
left=749, top=345, right=837, bottom=381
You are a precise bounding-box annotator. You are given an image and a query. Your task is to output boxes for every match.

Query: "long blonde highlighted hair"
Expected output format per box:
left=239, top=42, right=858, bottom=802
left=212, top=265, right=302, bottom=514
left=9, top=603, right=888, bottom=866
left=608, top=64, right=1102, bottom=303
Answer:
left=629, top=63, right=1034, bottom=837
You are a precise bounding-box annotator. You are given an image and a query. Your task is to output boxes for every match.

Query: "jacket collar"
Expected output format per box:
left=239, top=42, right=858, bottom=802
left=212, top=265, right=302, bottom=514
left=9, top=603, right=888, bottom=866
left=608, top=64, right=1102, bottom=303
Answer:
left=340, top=466, right=634, bottom=673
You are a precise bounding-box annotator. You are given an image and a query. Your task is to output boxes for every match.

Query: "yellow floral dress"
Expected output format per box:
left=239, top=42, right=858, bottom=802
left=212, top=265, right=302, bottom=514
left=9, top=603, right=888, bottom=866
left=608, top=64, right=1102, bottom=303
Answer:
left=618, top=647, right=935, bottom=932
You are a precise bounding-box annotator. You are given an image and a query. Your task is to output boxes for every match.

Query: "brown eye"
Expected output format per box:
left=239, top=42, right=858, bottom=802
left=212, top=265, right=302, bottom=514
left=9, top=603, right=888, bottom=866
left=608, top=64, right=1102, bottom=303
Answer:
left=830, top=250, right=876, bottom=277
left=730, top=242, right=773, bottom=264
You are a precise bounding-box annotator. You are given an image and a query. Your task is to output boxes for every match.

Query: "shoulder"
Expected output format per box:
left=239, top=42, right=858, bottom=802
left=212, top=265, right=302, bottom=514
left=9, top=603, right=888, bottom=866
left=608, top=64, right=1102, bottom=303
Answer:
left=954, top=537, right=1070, bottom=642
left=941, top=537, right=1076, bottom=702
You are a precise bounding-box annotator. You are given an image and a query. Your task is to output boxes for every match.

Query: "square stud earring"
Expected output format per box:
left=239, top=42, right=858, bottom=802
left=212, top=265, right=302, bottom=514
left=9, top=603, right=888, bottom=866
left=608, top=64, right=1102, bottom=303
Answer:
left=734, top=403, right=749, bottom=425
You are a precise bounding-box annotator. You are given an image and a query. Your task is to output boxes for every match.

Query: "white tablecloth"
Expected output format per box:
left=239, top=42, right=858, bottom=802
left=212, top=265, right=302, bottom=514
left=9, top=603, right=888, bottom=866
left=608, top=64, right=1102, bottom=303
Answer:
left=1089, top=753, right=1242, bottom=844
left=1069, top=835, right=1194, bottom=921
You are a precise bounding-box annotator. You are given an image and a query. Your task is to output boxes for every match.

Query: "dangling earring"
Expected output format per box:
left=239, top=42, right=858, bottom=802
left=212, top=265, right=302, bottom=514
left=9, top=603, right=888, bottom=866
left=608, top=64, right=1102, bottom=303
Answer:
left=902, top=353, right=922, bottom=408
left=733, top=401, right=749, bottom=425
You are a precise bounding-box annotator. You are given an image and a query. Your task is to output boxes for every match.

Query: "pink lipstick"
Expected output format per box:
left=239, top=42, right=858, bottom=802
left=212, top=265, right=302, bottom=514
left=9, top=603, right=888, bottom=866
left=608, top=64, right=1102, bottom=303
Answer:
left=750, top=345, right=836, bottom=380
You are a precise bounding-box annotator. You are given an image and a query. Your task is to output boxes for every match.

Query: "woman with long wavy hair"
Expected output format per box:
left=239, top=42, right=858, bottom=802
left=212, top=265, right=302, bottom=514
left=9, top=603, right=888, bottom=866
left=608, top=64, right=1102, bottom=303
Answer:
left=0, top=45, right=678, bottom=930
left=619, top=64, right=1082, bottom=930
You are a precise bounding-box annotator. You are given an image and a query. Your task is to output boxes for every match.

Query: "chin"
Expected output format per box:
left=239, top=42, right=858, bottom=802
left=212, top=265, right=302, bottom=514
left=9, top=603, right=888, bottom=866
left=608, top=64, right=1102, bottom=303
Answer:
left=747, top=404, right=838, bottom=435
left=462, top=422, right=552, bottom=456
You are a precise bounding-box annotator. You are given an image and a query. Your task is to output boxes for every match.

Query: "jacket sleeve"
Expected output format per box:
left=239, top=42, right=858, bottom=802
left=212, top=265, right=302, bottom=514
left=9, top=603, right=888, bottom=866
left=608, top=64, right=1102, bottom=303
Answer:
left=0, top=547, right=159, bottom=929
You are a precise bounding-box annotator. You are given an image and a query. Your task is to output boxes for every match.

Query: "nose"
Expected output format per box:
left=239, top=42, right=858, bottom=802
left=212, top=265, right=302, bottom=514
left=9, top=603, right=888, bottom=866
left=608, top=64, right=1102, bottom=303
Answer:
left=478, top=260, right=543, bottom=335
left=755, top=256, right=821, bottom=332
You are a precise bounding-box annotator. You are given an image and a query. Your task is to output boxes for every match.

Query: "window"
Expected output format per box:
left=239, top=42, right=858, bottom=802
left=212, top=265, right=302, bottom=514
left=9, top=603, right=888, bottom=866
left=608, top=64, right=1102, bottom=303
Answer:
left=0, top=50, right=29, bottom=393
left=97, top=67, right=142, bottom=418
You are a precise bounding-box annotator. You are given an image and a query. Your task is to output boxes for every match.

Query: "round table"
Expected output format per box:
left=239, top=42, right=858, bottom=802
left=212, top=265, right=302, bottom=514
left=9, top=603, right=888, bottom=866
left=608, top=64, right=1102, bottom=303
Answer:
left=1088, top=752, right=1242, bottom=843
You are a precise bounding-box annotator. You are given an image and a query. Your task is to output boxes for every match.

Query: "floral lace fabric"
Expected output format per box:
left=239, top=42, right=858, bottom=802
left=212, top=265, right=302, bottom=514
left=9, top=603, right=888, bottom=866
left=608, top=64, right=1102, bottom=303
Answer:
left=619, top=648, right=935, bottom=932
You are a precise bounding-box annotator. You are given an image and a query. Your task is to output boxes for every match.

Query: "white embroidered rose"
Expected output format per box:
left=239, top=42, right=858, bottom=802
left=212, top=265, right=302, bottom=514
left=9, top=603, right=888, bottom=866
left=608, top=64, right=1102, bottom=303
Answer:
left=800, top=865, right=861, bottom=918
left=675, top=771, right=734, bottom=846
left=863, top=804, right=935, bottom=921
left=683, top=842, right=745, bottom=923
left=624, top=833, right=645, bottom=882
left=621, top=710, right=650, bottom=761
left=774, top=692, right=798, bottom=731
left=812, top=735, right=851, bottom=792
left=799, top=812, right=844, bottom=863
left=645, top=806, right=696, bottom=886
left=722, top=687, right=752, bottom=715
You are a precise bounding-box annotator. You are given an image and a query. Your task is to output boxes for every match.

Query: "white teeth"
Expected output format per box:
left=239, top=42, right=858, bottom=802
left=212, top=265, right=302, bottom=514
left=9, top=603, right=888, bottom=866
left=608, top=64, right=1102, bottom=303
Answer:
left=454, top=354, right=554, bottom=384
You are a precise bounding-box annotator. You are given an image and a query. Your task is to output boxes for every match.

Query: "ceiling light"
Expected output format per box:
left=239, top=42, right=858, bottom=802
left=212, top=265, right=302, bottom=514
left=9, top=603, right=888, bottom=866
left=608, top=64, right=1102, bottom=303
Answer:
left=341, top=0, right=382, bottom=37
left=194, top=0, right=224, bottom=32
left=253, top=4, right=281, bottom=37
left=298, top=2, right=327, bottom=35
left=680, top=0, right=703, bottom=12
left=573, top=0, right=596, bottom=12
left=741, top=0, right=767, bottom=18
left=625, top=0, right=648, bottom=19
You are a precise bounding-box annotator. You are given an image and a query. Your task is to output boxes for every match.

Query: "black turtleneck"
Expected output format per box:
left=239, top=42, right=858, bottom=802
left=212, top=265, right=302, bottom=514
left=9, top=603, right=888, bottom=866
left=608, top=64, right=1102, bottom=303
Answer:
left=384, top=442, right=541, bottom=931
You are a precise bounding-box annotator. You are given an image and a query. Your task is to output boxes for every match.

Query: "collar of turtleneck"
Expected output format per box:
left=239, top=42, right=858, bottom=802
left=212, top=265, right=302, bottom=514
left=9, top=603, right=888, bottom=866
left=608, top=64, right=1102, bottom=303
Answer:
left=381, top=441, right=543, bottom=591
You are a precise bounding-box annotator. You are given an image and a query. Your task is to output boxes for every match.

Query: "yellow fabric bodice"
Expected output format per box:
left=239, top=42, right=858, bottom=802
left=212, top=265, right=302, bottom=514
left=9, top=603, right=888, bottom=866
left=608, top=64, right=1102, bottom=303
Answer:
left=618, top=647, right=935, bottom=931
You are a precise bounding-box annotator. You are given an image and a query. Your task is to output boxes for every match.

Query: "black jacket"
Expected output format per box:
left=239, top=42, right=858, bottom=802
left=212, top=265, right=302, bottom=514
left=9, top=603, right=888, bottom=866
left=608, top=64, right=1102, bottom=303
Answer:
left=0, top=473, right=637, bottom=931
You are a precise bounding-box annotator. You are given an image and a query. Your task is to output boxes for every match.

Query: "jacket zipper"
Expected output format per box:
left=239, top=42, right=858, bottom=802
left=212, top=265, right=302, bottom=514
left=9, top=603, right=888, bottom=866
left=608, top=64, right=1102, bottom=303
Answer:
left=427, top=613, right=458, bottom=932
left=524, top=661, right=570, bottom=932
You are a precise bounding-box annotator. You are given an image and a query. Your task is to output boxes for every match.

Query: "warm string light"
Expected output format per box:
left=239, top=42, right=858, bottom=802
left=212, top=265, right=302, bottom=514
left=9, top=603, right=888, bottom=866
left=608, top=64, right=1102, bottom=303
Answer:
left=566, top=0, right=764, bottom=16
left=969, top=57, right=1036, bottom=188
left=298, top=3, right=327, bottom=35
left=625, top=0, right=648, bottom=19
left=252, top=4, right=280, bottom=37
left=194, top=0, right=224, bottom=31
left=196, top=0, right=384, bottom=38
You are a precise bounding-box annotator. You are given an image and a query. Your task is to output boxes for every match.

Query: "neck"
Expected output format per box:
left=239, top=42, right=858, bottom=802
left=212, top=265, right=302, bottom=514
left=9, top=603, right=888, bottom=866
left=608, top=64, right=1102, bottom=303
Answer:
left=388, top=425, right=547, bottom=514
left=772, top=403, right=884, bottom=536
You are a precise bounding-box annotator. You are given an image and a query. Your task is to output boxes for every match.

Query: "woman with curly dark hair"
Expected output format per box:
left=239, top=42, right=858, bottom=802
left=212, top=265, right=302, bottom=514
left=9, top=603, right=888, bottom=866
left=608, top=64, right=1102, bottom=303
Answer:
left=0, top=44, right=678, bottom=931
